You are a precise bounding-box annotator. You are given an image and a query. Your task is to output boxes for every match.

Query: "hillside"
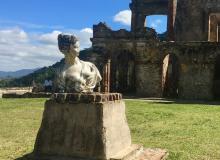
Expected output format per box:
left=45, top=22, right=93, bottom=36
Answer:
left=0, top=48, right=97, bottom=87
left=0, top=68, right=39, bottom=79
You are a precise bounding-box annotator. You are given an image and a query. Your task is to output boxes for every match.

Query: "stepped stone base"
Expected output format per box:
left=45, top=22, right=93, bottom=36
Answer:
left=32, top=93, right=168, bottom=160
left=31, top=145, right=167, bottom=160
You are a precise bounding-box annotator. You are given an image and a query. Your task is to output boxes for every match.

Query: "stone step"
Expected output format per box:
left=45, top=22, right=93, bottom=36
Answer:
left=110, top=144, right=143, bottom=160
left=138, top=149, right=168, bottom=160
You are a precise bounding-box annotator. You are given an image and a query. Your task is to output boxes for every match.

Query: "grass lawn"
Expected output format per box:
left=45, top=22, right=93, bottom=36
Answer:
left=0, top=98, right=220, bottom=160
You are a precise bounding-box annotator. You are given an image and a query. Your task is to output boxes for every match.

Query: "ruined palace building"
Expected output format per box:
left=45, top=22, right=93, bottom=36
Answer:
left=90, top=0, right=220, bottom=100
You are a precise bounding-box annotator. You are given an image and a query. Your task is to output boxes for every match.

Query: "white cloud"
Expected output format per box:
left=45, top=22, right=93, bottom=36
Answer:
left=38, top=30, right=62, bottom=44
left=114, top=10, right=131, bottom=26
left=0, top=27, right=93, bottom=71
left=150, top=19, right=162, bottom=29
left=80, top=28, right=93, bottom=34
left=0, top=28, right=62, bottom=71
left=76, top=28, right=93, bottom=49
left=0, top=27, right=28, bottom=44
left=156, top=19, right=162, bottom=24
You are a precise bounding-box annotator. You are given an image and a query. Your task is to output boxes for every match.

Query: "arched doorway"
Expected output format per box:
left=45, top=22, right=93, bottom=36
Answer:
left=213, top=55, right=220, bottom=99
left=162, top=54, right=179, bottom=98
left=115, top=52, right=135, bottom=93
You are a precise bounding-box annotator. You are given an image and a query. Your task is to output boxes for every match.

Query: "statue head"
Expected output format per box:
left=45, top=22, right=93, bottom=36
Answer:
left=58, top=34, right=80, bottom=58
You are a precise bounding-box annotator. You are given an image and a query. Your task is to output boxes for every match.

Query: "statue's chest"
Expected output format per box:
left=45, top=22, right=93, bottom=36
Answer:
left=63, top=65, right=82, bottom=80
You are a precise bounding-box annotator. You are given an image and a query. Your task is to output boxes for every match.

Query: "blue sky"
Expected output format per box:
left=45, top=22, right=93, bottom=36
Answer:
left=0, top=0, right=167, bottom=71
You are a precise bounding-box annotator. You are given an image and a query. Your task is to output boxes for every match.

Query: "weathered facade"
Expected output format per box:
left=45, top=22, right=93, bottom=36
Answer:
left=91, top=0, right=220, bottom=100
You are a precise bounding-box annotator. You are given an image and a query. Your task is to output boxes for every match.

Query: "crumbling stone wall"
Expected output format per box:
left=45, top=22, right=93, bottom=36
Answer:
left=174, top=0, right=220, bottom=41
left=135, top=40, right=163, bottom=97
left=135, top=41, right=220, bottom=100
left=130, top=0, right=169, bottom=33
left=92, top=22, right=220, bottom=100
left=91, top=1, right=220, bottom=100
left=166, top=42, right=220, bottom=100
left=92, top=28, right=136, bottom=93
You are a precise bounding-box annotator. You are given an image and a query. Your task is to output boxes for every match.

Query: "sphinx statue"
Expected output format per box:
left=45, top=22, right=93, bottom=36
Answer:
left=57, top=34, right=102, bottom=93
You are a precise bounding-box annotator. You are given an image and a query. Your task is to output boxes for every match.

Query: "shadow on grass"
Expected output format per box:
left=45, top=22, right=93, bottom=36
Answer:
left=15, top=154, right=84, bottom=160
left=153, top=99, right=220, bottom=105
left=15, top=153, right=34, bottom=160
left=124, top=95, right=220, bottom=106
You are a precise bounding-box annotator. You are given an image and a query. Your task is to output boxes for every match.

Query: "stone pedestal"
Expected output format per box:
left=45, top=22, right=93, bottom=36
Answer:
left=33, top=93, right=167, bottom=160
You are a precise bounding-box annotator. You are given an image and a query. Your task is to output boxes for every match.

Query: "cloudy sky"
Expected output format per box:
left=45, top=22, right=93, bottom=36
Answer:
left=0, top=0, right=167, bottom=71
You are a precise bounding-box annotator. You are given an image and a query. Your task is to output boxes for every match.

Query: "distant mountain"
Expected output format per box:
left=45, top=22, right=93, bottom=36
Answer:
left=0, top=59, right=65, bottom=87
left=0, top=68, right=40, bottom=79
left=0, top=48, right=102, bottom=87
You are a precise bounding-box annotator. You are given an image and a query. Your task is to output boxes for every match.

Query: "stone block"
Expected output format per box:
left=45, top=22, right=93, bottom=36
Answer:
left=33, top=93, right=131, bottom=160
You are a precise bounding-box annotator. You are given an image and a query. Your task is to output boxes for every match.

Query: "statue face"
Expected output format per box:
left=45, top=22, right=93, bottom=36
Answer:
left=58, top=34, right=80, bottom=58
left=70, top=41, right=80, bottom=54
left=65, top=41, right=79, bottom=58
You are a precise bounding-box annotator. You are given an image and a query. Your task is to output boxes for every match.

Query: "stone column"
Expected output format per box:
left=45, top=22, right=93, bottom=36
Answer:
left=103, top=59, right=111, bottom=93
left=131, top=11, right=137, bottom=32
left=130, top=5, right=146, bottom=34
left=134, top=13, right=146, bottom=33
left=167, top=0, right=177, bottom=41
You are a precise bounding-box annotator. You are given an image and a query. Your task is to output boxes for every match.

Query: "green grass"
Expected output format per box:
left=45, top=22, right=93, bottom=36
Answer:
left=126, top=100, right=220, bottom=160
left=0, top=99, right=45, bottom=160
left=0, top=98, right=220, bottom=160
